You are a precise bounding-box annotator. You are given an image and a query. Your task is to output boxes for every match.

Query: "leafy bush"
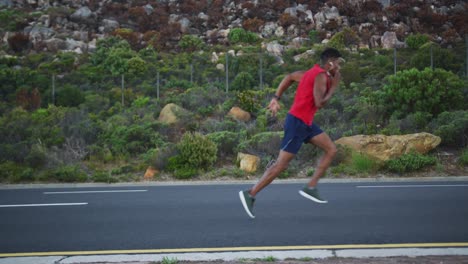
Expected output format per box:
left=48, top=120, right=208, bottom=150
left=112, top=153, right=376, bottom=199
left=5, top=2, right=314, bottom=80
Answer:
left=350, top=152, right=380, bottom=174
left=405, top=34, right=430, bottom=49
left=50, top=165, right=88, bottom=182
left=179, top=35, right=204, bottom=52
left=228, top=28, right=259, bottom=44
left=207, top=131, right=242, bottom=157
left=92, top=171, right=117, bottom=183
left=56, top=84, right=85, bottom=107
left=177, top=132, right=217, bottom=169
left=308, top=30, right=320, bottom=43
left=231, top=72, right=256, bottom=91
left=0, top=161, right=28, bottom=182
left=381, top=68, right=465, bottom=118
left=103, top=124, right=165, bottom=155
left=238, top=132, right=283, bottom=157
left=460, top=149, right=468, bottom=166
left=25, top=143, right=47, bottom=168
left=385, top=152, right=437, bottom=173
left=409, top=44, right=462, bottom=74
left=327, top=28, right=359, bottom=49
left=430, top=111, right=468, bottom=147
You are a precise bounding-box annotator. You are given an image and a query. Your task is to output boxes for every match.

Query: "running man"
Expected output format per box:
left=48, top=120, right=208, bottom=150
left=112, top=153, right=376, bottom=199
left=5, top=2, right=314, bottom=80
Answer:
left=239, top=48, right=344, bottom=218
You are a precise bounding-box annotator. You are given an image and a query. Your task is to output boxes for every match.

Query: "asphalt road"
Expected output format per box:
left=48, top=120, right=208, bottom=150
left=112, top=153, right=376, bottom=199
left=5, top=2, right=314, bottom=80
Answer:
left=1, top=181, right=468, bottom=255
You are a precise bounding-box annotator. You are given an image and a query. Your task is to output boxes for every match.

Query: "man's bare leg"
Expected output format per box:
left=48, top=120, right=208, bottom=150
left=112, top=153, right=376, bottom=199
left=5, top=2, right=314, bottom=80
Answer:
left=249, top=150, right=295, bottom=197
left=307, top=133, right=337, bottom=187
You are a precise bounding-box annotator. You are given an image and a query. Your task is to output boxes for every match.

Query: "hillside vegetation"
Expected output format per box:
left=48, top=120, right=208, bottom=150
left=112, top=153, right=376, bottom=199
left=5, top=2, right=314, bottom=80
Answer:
left=0, top=0, right=467, bottom=183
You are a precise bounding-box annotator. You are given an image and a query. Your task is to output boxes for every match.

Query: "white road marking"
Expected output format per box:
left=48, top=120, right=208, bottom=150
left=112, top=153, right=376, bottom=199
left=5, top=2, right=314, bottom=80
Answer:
left=44, top=190, right=147, bottom=194
left=0, top=203, right=88, bottom=208
left=357, top=184, right=468, bottom=188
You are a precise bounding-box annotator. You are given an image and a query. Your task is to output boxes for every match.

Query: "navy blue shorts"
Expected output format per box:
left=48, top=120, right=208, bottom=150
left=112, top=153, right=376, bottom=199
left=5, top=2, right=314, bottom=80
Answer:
left=280, top=113, right=324, bottom=154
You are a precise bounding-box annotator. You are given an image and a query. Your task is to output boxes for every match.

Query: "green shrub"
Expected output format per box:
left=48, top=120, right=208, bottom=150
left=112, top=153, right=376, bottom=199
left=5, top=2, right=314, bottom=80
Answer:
left=131, top=96, right=150, bottom=108
left=327, top=28, right=359, bottom=49
left=25, top=143, right=47, bottom=168
left=173, top=166, right=199, bottom=179
left=350, top=152, right=380, bottom=174
left=405, top=34, right=430, bottom=49
left=231, top=72, right=256, bottom=91
left=228, top=28, right=259, bottom=44
left=177, top=132, right=217, bottom=169
left=207, top=131, right=241, bottom=157
left=381, top=68, right=465, bottom=118
left=236, top=90, right=262, bottom=113
left=385, top=152, right=437, bottom=173
left=92, top=171, right=117, bottom=183
left=430, top=111, right=468, bottom=147
left=0, top=161, right=29, bottom=182
left=50, top=165, right=87, bottom=182
left=237, top=131, right=283, bottom=157
left=179, top=35, right=204, bottom=52
left=56, top=84, right=85, bottom=107
left=104, top=124, right=165, bottom=155
left=409, top=44, right=461, bottom=73
left=309, top=30, right=320, bottom=43
left=460, top=149, right=468, bottom=166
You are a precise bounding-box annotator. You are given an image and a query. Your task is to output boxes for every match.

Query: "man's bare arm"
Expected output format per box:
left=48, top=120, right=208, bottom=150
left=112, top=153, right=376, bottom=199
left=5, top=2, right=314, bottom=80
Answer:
left=268, top=71, right=305, bottom=116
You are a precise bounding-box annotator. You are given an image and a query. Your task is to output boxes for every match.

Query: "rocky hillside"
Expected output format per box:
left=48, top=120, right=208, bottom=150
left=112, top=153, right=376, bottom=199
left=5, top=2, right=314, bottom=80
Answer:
left=0, top=0, right=467, bottom=55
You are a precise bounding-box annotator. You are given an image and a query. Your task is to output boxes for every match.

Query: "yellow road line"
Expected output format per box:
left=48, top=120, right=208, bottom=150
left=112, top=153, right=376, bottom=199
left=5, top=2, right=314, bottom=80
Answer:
left=1, top=242, right=468, bottom=258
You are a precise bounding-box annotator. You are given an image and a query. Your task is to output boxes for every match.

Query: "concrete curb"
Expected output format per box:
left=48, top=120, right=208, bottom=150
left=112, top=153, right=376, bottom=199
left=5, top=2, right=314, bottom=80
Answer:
left=1, top=176, right=468, bottom=189
left=1, top=247, right=468, bottom=264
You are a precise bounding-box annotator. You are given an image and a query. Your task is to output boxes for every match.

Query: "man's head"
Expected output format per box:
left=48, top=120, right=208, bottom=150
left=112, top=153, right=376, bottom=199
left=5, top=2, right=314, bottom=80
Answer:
left=320, top=48, right=344, bottom=75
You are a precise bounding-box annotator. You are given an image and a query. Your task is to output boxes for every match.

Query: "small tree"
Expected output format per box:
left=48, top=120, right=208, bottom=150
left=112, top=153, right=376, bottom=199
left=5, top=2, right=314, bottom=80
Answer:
left=381, top=68, right=465, bottom=118
left=179, top=35, right=204, bottom=52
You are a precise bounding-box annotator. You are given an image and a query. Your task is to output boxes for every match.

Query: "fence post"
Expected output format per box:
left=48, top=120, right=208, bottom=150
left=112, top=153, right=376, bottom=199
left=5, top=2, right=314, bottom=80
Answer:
left=52, top=74, right=55, bottom=105
left=259, top=52, right=263, bottom=90
left=225, top=53, right=229, bottom=93
left=430, top=44, right=434, bottom=70
left=121, top=74, right=124, bottom=106
left=393, top=47, right=397, bottom=75
left=190, top=63, right=193, bottom=84
left=465, top=34, right=468, bottom=77
left=157, top=71, right=160, bottom=100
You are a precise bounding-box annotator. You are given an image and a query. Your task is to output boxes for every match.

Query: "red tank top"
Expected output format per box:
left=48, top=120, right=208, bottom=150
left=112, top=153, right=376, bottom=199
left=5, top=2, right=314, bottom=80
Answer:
left=289, top=64, right=330, bottom=126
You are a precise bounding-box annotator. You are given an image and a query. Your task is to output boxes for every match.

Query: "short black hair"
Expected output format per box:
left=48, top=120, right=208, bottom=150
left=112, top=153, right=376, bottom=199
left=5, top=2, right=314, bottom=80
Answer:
left=320, top=48, right=342, bottom=64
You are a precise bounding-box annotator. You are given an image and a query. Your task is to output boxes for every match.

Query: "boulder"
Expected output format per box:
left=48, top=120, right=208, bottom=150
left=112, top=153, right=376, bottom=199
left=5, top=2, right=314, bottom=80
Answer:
left=237, top=153, right=260, bottom=173
left=335, top=133, right=441, bottom=161
left=293, top=49, right=315, bottom=62
left=227, top=107, right=251, bottom=122
left=144, top=166, right=158, bottom=180
left=70, top=6, right=93, bottom=22
left=101, top=19, right=119, bottom=34
left=45, top=38, right=66, bottom=52
left=0, top=0, right=13, bottom=7
left=143, top=4, right=154, bottom=15
left=381, top=31, right=406, bottom=49
left=158, top=103, right=187, bottom=124
left=265, top=41, right=284, bottom=57
left=261, top=22, right=278, bottom=38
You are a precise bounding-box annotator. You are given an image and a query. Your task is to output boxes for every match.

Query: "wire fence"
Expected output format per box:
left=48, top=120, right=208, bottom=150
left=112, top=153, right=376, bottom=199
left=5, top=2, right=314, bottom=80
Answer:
left=47, top=43, right=467, bottom=107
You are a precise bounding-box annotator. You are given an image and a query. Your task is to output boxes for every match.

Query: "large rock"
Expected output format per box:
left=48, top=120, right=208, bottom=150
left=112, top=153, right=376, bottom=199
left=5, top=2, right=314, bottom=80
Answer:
left=381, top=31, right=406, bottom=49
left=237, top=153, right=260, bottom=173
left=227, top=107, right=251, bottom=122
left=0, top=0, right=13, bottom=7
left=45, top=38, right=66, bottom=52
left=70, top=7, right=93, bottom=22
left=335, top=133, right=441, bottom=161
left=158, top=103, right=187, bottom=124
left=144, top=166, right=158, bottom=180
left=101, top=19, right=120, bottom=34
left=265, top=41, right=284, bottom=57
